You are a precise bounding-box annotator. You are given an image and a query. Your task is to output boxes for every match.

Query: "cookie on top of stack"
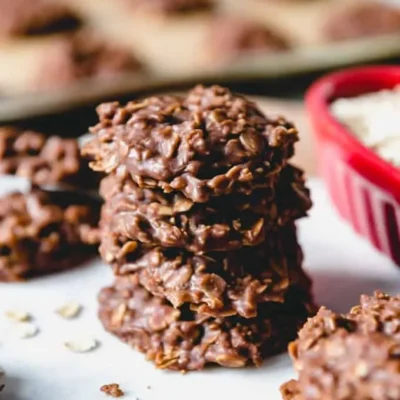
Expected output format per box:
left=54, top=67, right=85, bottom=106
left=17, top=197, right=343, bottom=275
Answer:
left=83, top=85, right=315, bottom=371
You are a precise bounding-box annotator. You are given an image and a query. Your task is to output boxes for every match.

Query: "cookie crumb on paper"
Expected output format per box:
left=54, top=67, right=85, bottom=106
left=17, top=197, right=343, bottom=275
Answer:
left=100, top=383, right=124, bottom=397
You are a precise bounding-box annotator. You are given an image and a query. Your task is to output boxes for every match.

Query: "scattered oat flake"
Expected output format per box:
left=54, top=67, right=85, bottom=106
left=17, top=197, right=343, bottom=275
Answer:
left=5, top=310, right=30, bottom=322
left=56, top=302, right=82, bottom=319
left=100, top=383, right=124, bottom=397
left=64, top=337, right=98, bottom=353
left=12, top=322, right=39, bottom=339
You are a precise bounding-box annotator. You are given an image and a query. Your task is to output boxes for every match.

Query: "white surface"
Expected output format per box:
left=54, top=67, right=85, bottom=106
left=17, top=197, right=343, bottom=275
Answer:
left=1, top=178, right=400, bottom=400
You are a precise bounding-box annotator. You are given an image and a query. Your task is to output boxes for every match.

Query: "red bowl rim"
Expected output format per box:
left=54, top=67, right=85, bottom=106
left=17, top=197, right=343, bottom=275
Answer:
left=305, top=65, right=400, bottom=202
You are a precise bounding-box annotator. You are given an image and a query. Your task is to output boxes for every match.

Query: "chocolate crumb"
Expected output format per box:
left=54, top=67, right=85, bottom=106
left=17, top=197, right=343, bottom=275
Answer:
left=0, top=384, right=4, bottom=392
left=100, top=383, right=124, bottom=398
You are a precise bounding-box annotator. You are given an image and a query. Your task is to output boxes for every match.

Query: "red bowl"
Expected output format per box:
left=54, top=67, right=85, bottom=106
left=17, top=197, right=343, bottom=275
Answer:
left=305, top=66, right=400, bottom=266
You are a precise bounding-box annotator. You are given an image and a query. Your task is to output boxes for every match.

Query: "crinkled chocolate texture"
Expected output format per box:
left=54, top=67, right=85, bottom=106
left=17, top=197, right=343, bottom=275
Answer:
left=97, top=162, right=312, bottom=318
left=101, top=175, right=275, bottom=252
left=98, top=274, right=314, bottom=371
left=84, top=85, right=299, bottom=203
left=0, top=189, right=100, bottom=282
left=98, top=164, right=311, bottom=252
left=0, top=127, right=98, bottom=188
left=324, top=2, right=400, bottom=41
left=90, top=84, right=314, bottom=370
left=100, top=223, right=310, bottom=318
left=207, top=17, right=290, bottom=64
left=281, top=292, right=400, bottom=400
left=124, top=0, right=213, bottom=14
left=35, top=30, right=143, bottom=90
left=0, top=0, right=80, bottom=36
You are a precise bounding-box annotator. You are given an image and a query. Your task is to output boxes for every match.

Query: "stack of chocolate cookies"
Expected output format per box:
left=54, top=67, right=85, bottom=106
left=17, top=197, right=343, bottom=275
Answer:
left=83, top=85, right=315, bottom=371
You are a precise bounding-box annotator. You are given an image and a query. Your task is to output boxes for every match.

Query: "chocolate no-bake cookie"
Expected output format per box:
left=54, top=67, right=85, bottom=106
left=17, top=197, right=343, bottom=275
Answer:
left=99, top=274, right=314, bottom=371
left=323, top=1, right=400, bottom=41
left=281, top=291, right=400, bottom=400
left=98, top=164, right=310, bottom=252
left=122, top=0, right=213, bottom=14
left=34, top=30, right=143, bottom=90
left=100, top=223, right=309, bottom=318
left=0, top=127, right=97, bottom=188
left=0, top=0, right=80, bottom=37
left=206, top=17, right=290, bottom=65
left=100, top=163, right=311, bottom=223
left=83, top=85, right=299, bottom=203
left=0, top=188, right=100, bottom=282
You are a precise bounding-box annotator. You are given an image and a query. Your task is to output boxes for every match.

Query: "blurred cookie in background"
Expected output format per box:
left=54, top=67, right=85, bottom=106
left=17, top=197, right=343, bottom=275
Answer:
left=323, top=1, right=400, bottom=41
left=281, top=291, right=400, bottom=400
left=264, top=0, right=319, bottom=2
left=121, top=0, right=214, bottom=15
left=32, top=30, right=144, bottom=90
left=0, top=188, right=101, bottom=282
left=205, top=16, right=291, bottom=66
left=0, top=127, right=99, bottom=189
left=0, top=0, right=81, bottom=37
